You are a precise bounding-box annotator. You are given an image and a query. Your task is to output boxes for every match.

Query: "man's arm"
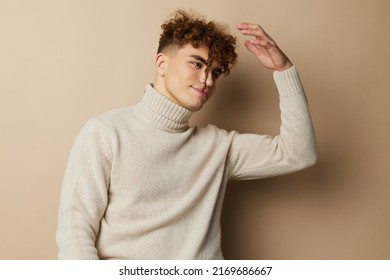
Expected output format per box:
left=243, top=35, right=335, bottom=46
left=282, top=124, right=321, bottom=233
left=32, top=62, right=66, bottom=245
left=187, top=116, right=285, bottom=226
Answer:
left=228, top=23, right=316, bottom=180
left=56, top=119, right=111, bottom=259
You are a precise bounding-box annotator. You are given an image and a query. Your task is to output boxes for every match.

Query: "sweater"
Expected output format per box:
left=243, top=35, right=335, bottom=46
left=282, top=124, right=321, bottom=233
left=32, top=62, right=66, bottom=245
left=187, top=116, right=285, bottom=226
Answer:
left=56, top=66, right=317, bottom=259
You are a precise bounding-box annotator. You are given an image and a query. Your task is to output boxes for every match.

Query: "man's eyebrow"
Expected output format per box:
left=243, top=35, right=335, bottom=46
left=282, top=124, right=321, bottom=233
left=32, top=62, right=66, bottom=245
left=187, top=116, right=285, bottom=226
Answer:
left=189, top=54, right=223, bottom=73
left=189, top=55, right=208, bottom=65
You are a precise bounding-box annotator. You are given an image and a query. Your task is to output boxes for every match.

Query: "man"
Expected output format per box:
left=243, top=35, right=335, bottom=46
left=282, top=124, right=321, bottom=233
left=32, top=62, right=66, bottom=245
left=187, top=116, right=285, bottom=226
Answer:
left=57, top=10, right=317, bottom=259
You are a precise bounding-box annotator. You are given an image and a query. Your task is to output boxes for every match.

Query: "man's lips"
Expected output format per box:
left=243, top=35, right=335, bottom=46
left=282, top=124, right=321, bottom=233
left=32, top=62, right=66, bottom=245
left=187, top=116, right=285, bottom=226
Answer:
left=191, top=86, right=209, bottom=99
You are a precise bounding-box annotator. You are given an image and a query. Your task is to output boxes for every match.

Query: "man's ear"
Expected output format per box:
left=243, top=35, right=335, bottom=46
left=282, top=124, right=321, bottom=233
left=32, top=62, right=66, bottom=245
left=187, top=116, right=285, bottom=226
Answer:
left=155, top=53, right=168, bottom=77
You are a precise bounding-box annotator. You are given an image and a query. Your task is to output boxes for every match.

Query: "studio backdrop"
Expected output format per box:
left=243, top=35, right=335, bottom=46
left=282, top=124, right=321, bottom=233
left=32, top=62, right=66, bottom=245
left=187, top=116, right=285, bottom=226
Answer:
left=0, top=0, right=389, bottom=259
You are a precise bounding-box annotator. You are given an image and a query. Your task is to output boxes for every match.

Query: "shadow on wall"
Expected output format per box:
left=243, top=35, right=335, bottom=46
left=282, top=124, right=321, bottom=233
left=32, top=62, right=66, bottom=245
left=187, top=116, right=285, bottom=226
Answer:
left=221, top=159, right=346, bottom=259
left=208, top=67, right=351, bottom=259
left=193, top=64, right=278, bottom=134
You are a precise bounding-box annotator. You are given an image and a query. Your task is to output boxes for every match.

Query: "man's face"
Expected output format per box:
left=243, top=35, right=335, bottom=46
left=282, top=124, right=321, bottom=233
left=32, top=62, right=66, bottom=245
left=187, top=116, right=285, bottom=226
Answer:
left=154, top=44, right=222, bottom=111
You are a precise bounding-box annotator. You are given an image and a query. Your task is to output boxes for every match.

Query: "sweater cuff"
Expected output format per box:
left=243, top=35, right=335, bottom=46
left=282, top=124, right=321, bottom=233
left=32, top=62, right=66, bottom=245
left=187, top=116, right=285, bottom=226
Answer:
left=273, top=65, right=305, bottom=97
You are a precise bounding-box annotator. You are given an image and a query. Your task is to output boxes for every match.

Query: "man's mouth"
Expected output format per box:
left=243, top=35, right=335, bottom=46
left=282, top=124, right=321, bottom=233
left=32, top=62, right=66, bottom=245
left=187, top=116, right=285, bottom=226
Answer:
left=191, top=86, right=209, bottom=99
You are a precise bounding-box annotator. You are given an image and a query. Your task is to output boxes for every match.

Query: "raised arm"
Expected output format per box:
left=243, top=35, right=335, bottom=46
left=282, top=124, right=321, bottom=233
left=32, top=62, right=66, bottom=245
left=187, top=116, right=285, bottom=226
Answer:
left=228, top=23, right=317, bottom=180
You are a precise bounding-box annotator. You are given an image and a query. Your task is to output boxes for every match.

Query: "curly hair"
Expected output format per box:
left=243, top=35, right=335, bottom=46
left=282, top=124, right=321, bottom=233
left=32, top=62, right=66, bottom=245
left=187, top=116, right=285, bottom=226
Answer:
left=157, top=10, right=237, bottom=76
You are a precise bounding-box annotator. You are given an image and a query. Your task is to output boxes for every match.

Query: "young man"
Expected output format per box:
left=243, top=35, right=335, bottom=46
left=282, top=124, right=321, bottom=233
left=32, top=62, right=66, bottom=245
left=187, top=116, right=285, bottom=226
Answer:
left=57, top=10, right=317, bottom=259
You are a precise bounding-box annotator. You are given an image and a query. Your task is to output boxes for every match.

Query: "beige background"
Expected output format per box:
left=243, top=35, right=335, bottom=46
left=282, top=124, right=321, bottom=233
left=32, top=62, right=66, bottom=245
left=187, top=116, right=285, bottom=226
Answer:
left=1, top=0, right=389, bottom=259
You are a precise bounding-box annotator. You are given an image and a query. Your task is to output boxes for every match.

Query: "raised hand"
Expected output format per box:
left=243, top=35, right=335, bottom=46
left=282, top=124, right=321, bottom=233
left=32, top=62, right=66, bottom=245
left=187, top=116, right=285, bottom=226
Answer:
left=236, top=23, right=293, bottom=71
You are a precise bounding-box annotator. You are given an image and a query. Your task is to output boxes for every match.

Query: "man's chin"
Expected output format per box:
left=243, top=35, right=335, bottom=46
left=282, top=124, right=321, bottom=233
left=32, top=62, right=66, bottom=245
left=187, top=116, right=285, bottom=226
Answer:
left=184, top=102, right=204, bottom=112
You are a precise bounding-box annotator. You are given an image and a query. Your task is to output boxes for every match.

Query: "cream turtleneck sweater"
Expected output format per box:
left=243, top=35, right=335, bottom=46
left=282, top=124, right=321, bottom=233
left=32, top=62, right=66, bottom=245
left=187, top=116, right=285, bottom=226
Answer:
left=56, top=66, right=317, bottom=259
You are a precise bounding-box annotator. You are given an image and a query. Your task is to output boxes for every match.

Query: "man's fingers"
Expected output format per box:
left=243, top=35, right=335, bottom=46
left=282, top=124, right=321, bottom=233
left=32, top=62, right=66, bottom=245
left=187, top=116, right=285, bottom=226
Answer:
left=244, top=40, right=257, bottom=54
left=237, top=22, right=273, bottom=42
left=239, top=28, right=264, bottom=37
left=237, top=22, right=263, bottom=31
left=255, top=38, right=276, bottom=49
left=244, top=40, right=266, bottom=56
left=237, top=22, right=266, bottom=35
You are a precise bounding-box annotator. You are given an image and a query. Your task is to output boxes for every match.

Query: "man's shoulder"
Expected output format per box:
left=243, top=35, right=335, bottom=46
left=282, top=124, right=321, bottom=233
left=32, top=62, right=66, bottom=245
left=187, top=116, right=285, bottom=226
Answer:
left=92, top=105, right=138, bottom=127
left=195, top=124, right=238, bottom=139
left=75, top=105, right=141, bottom=138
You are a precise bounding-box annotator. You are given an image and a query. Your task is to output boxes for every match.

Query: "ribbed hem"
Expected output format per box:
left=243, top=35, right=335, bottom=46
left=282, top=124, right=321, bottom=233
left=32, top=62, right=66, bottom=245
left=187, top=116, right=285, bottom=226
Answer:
left=273, top=66, right=305, bottom=97
left=139, top=84, right=193, bottom=132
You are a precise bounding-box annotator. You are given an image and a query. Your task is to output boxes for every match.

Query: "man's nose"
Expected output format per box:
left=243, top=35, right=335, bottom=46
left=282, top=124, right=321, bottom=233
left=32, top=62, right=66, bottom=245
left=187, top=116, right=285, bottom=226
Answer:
left=200, top=69, right=214, bottom=87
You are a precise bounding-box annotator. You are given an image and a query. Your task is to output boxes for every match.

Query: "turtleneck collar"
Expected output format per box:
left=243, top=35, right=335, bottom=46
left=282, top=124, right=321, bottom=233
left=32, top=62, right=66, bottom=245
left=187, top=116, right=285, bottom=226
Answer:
left=138, top=84, right=194, bottom=132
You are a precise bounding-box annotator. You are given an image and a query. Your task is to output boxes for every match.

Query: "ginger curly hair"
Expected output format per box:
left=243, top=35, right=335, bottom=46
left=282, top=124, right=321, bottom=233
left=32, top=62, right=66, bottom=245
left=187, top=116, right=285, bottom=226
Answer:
left=157, top=10, right=237, bottom=76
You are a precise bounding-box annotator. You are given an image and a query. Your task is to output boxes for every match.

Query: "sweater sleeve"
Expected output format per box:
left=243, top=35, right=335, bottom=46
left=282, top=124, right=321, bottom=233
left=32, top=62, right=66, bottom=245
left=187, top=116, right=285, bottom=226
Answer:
left=56, top=119, right=112, bottom=259
left=228, top=66, right=317, bottom=180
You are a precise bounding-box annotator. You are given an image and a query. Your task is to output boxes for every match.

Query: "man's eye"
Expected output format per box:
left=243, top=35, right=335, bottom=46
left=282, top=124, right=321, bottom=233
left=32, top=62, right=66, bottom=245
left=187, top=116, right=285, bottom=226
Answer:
left=191, top=62, right=202, bottom=68
left=212, top=71, right=221, bottom=80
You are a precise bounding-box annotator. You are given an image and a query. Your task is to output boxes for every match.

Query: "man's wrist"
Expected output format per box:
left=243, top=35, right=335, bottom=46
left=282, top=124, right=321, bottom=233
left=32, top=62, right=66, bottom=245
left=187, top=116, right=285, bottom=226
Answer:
left=275, top=61, right=293, bottom=72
